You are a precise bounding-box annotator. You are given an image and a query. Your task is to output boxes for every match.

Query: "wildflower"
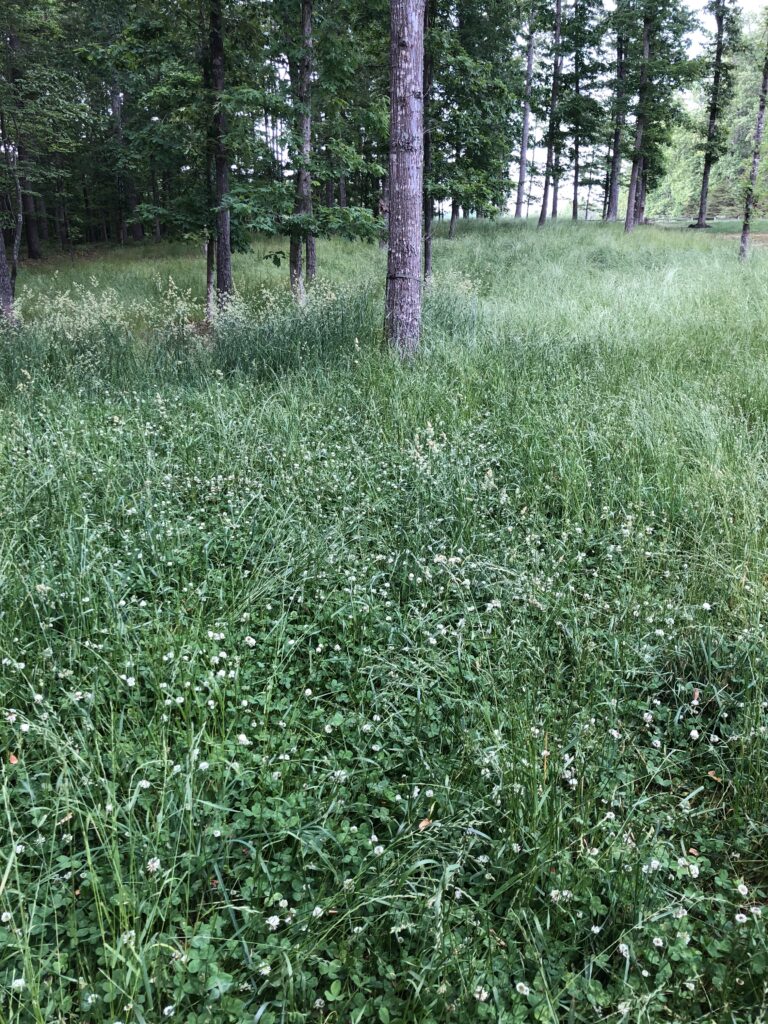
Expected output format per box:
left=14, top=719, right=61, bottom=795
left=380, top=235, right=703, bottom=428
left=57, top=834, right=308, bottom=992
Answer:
left=236, top=733, right=251, bottom=746
left=750, top=906, right=762, bottom=917
left=1, top=911, right=11, bottom=923
left=138, top=779, right=151, bottom=790
left=163, top=1006, right=175, bottom=1017
left=735, top=913, right=748, bottom=924
left=258, top=964, right=271, bottom=976
left=311, top=906, right=324, bottom=918
left=737, top=883, right=749, bottom=897
left=14, top=844, right=24, bottom=855
left=474, top=986, right=490, bottom=1002
left=689, top=864, right=700, bottom=879
left=11, top=978, right=25, bottom=991
left=146, top=857, right=161, bottom=874
left=304, top=688, right=312, bottom=697
left=653, top=937, right=664, bottom=948
left=244, top=636, right=257, bottom=648
left=515, top=982, right=530, bottom=996
left=689, top=729, right=700, bottom=740
left=591, top=925, right=601, bottom=934
left=618, top=943, right=630, bottom=959
left=266, top=915, right=280, bottom=930
left=198, top=761, right=209, bottom=771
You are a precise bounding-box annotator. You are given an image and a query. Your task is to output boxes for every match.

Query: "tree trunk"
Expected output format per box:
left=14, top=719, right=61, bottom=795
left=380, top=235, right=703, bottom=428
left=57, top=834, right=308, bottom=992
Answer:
left=210, top=0, right=233, bottom=299
left=386, top=0, right=426, bottom=357
left=151, top=165, right=162, bottom=241
left=20, top=165, right=41, bottom=260
left=739, top=43, right=768, bottom=260
left=0, top=235, right=14, bottom=322
left=289, top=0, right=314, bottom=297
left=696, top=4, right=726, bottom=228
left=572, top=136, right=580, bottom=220
left=538, top=0, right=562, bottom=227
left=423, top=0, right=435, bottom=280
left=379, top=175, right=390, bottom=248
left=206, top=232, right=216, bottom=319
left=449, top=197, right=459, bottom=238
left=338, top=174, right=348, bottom=207
left=515, top=25, right=535, bottom=218
left=606, top=33, right=626, bottom=222
left=325, top=178, right=335, bottom=206
left=625, top=16, right=651, bottom=234
left=37, top=195, right=49, bottom=242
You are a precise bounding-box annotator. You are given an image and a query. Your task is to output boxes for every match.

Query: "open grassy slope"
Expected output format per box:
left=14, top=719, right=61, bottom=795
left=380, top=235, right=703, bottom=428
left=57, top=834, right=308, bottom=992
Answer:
left=1, top=221, right=767, bottom=1023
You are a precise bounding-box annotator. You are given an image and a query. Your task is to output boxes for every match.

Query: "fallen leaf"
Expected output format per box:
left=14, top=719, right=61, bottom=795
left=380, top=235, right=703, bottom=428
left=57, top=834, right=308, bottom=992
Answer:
left=707, top=771, right=723, bottom=784
left=8, top=753, right=18, bottom=765
left=418, top=818, right=432, bottom=832
left=689, top=847, right=699, bottom=857
left=57, top=812, right=73, bottom=826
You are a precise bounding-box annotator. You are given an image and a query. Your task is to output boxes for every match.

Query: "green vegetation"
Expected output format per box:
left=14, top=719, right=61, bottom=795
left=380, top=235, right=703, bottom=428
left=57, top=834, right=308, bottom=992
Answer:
left=1, top=221, right=768, bottom=1023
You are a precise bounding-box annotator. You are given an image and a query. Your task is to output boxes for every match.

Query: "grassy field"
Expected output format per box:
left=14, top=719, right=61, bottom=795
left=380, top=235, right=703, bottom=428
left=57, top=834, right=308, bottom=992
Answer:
left=1, top=220, right=767, bottom=1023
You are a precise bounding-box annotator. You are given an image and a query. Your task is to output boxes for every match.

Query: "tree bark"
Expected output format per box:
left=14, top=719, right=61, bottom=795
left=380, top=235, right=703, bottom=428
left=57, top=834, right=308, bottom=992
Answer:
left=338, top=174, right=348, bottom=207
left=423, top=0, right=435, bottom=280
left=696, top=3, right=726, bottom=228
left=0, top=233, right=13, bottom=322
left=606, top=33, right=627, bottom=222
left=449, top=197, right=459, bottom=238
left=538, top=0, right=562, bottom=227
left=625, top=15, right=651, bottom=234
left=37, top=195, right=49, bottom=242
left=21, top=175, right=41, bottom=259
left=386, top=0, right=426, bottom=357
left=515, top=25, right=535, bottom=218
left=739, top=42, right=768, bottom=260
left=289, top=0, right=314, bottom=298
left=210, top=0, right=233, bottom=299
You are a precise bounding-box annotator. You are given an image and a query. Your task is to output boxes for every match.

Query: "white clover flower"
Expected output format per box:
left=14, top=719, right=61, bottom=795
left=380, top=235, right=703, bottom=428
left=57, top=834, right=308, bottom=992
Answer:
left=266, top=915, right=280, bottom=930
left=737, top=883, right=749, bottom=897
left=689, top=729, right=700, bottom=741
left=618, top=943, right=630, bottom=959
left=653, top=937, right=664, bottom=948
left=689, top=864, right=700, bottom=879
left=515, top=981, right=530, bottom=996
left=146, top=857, right=161, bottom=874
left=244, top=636, right=257, bottom=648
left=1, top=911, right=11, bottom=923
left=138, top=779, right=151, bottom=790
left=163, top=1005, right=175, bottom=1017
left=750, top=906, right=762, bottom=917
left=304, top=688, right=312, bottom=697
left=258, top=963, right=271, bottom=976
left=591, top=925, right=601, bottom=934
left=11, top=977, right=25, bottom=991
left=198, top=761, right=209, bottom=771
left=735, top=913, right=748, bottom=923
left=474, top=985, right=490, bottom=1002
left=236, top=733, right=251, bottom=746
left=311, top=906, right=324, bottom=918
left=373, top=845, right=385, bottom=856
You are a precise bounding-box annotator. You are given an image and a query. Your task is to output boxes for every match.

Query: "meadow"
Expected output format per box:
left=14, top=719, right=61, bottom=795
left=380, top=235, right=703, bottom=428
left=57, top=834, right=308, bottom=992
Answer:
left=1, top=219, right=767, bottom=1023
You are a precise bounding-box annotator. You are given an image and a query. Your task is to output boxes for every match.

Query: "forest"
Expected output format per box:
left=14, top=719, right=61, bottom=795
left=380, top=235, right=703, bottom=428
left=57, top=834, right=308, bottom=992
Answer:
left=1, top=1, right=768, bottom=1023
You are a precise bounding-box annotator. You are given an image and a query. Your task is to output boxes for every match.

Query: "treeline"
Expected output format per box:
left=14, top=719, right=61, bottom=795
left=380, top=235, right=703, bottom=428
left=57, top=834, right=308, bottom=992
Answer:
left=0, top=0, right=760, bottom=319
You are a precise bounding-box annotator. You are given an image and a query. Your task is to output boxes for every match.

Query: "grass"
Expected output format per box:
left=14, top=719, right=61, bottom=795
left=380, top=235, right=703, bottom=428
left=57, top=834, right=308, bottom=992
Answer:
left=1, top=219, right=767, bottom=1023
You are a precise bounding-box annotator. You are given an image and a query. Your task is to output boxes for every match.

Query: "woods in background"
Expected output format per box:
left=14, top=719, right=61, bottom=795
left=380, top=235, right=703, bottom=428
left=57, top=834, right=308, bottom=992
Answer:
left=0, top=0, right=764, bottom=323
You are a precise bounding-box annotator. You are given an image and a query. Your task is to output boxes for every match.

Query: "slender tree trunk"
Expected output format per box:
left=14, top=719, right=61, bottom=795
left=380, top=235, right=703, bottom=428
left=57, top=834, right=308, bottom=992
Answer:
left=288, top=0, right=314, bottom=298
left=338, top=175, right=348, bottom=207
left=0, top=231, right=14, bottom=321
left=696, top=4, right=726, bottom=228
left=423, top=0, right=435, bottom=280
left=625, top=16, right=651, bottom=234
left=151, top=165, right=162, bottom=241
left=552, top=154, right=560, bottom=219
left=37, top=195, right=49, bottom=242
left=325, top=178, right=335, bottom=206
left=449, top=197, right=459, bottom=238
left=386, top=0, right=426, bottom=357
left=20, top=170, right=41, bottom=259
left=515, top=24, right=535, bottom=218
left=538, top=0, right=562, bottom=227
left=572, top=136, right=580, bottom=220
left=739, top=43, right=768, bottom=260
left=210, top=0, right=233, bottom=299
left=606, top=33, right=626, bottom=222
left=206, top=232, right=216, bottom=318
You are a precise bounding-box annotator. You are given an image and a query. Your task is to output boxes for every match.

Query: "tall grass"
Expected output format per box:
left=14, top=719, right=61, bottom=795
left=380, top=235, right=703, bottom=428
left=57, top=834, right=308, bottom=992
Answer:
left=0, top=221, right=767, bottom=1023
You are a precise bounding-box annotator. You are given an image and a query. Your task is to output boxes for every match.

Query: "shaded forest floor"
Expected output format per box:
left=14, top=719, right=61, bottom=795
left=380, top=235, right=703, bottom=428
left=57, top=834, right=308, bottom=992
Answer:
left=1, top=220, right=767, bottom=1023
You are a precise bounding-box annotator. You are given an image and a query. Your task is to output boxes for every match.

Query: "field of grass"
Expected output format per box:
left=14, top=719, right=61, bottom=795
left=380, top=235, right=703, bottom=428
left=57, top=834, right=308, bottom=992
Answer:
left=1, top=220, right=767, bottom=1023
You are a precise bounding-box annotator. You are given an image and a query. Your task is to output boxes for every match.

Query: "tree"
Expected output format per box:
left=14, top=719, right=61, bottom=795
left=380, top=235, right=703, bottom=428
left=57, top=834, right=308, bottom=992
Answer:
left=538, top=0, right=562, bottom=226
left=287, top=0, right=314, bottom=301
left=386, top=0, right=426, bottom=357
left=210, top=0, right=233, bottom=299
left=695, top=0, right=741, bottom=228
left=739, top=29, right=768, bottom=260
left=514, top=12, right=536, bottom=219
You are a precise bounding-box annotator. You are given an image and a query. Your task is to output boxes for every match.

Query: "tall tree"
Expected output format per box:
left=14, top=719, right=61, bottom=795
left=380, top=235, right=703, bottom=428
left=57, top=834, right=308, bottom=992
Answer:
left=287, top=0, right=314, bottom=301
left=515, top=14, right=536, bottom=219
left=210, top=0, right=233, bottom=299
left=695, top=0, right=741, bottom=228
left=739, top=31, right=768, bottom=260
left=386, top=0, right=426, bottom=357
left=538, top=0, right=562, bottom=226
